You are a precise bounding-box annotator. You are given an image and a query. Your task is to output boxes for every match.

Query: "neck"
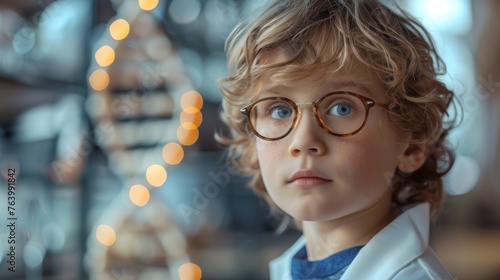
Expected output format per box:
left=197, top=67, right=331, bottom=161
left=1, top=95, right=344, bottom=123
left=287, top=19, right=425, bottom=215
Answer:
left=302, top=193, right=395, bottom=261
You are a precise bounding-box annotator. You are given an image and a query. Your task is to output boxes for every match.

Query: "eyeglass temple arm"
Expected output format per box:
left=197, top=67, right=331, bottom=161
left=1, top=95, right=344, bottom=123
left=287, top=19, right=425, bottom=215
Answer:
left=367, top=100, right=389, bottom=108
left=240, top=107, right=250, bottom=115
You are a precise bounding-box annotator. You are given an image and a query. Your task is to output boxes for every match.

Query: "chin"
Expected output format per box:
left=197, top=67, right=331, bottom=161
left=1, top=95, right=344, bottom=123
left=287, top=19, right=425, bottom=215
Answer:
left=289, top=207, right=336, bottom=222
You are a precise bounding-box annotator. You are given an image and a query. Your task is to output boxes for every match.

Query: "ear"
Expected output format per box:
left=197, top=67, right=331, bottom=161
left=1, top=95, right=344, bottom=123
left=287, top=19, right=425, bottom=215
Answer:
left=397, top=142, right=428, bottom=174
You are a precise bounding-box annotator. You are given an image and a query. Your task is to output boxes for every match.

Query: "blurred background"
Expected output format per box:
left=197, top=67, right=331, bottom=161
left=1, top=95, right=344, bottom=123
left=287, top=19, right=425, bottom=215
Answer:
left=0, top=0, right=499, bottom=279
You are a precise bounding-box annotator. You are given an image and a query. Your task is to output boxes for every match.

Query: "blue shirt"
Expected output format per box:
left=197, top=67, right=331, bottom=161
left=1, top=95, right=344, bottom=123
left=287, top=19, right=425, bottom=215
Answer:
left=291, top=245, right=364, bottom=280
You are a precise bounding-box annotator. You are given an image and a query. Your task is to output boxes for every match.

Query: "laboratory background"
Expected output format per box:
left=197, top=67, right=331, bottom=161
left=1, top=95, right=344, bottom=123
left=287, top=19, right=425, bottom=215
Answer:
left=0, top=0, right=499, bottom=279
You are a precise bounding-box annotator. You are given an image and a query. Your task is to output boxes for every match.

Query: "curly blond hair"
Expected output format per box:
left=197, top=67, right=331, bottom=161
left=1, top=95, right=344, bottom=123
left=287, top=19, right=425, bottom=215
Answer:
left=217, top=0, right=459, bottom=220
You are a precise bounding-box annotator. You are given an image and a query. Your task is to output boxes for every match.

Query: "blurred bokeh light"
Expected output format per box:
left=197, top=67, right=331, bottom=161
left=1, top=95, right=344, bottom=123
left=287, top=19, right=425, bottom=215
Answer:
left=109, top=18, right=130, bottom=40
left=96, top=224, right=117, bottom=246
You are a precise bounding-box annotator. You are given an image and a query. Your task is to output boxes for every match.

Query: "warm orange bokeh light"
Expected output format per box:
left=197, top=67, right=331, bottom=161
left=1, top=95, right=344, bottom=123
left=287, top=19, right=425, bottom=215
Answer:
left=95, top=45, right=115, bottom=67
left=146, top=164, right=167, bottom=187
left=181, top=122, right=198, bottom=130
left=178, top=263, right=202, bottom=280
left=181, top=91, right=203, bottom=113
left=180, top=110, right=203, bottom=128
left=109, top=19, right=130, bottom=40
left=89, top=69, right=110, bottom=91
left=183, top=107, right=199, bottom=114
left=96, top=224, right=116, bottom=246
left=129, top=184, right=150, bottom=206
left=138, top=0, right=159, bottom=10
left=162, top=142, right=184, bottom=165
left=177, top=125, right=199, bottom=146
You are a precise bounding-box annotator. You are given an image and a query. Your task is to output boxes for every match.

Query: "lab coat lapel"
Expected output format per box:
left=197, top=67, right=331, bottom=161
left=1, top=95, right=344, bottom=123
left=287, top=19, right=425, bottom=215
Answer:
left=340, top=203, right=430, bottom=280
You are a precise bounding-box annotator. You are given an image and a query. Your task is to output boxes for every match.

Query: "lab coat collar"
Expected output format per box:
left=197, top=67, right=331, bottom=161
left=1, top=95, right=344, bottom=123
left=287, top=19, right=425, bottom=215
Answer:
left=269, top=203, right=431, bottom=280
left=341, top=203, right=430, bottom=279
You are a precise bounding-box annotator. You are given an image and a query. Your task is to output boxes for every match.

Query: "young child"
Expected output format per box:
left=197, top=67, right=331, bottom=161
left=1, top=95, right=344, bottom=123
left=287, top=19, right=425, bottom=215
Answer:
left=218, top=0, right=459, bottom=279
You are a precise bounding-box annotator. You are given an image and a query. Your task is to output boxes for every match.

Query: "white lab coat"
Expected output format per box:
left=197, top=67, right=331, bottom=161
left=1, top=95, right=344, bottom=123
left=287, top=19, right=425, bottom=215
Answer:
left=270, top=203, right=455, bottom=280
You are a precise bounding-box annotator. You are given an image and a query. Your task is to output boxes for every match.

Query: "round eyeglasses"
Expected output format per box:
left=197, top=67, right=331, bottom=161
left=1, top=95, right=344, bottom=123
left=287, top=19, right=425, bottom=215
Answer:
left=240, top=91, right=389, bottom=141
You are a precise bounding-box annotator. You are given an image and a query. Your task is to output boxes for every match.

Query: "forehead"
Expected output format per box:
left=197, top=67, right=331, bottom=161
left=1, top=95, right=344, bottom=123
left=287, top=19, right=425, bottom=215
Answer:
left=255, top=51, right=386, bottom=100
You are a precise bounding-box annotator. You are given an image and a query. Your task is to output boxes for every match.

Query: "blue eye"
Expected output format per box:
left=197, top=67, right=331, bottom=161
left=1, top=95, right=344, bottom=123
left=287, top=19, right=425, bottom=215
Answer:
left=270, top=106, right=293, bottom=119
left=330, top=104, right=352, bottom=116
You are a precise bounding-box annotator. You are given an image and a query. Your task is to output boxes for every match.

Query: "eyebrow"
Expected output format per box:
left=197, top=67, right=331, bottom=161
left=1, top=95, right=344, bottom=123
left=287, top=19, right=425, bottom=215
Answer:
left=260, top=80, right=379, bottom=97
left=328, top=81, right=378, bottom=96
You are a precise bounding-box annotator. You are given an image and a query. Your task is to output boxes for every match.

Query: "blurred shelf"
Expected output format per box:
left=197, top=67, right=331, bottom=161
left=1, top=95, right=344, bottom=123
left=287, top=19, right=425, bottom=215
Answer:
left=0, top=76, right=85, bottom=126
left=431, top=228, right=500, bottom=280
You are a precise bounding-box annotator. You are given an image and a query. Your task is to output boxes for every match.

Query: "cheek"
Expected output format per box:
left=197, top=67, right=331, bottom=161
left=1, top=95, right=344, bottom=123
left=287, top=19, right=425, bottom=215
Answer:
left=256, top=139, right=283, bottom=177
left=335, top=138, right=399, bottom=191
left=354, top=117, right=404, bottom=173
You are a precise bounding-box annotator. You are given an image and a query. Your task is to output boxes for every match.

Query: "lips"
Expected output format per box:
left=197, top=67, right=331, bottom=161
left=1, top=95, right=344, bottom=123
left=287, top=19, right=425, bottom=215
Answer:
left=286, top=170, right=332, bottom=187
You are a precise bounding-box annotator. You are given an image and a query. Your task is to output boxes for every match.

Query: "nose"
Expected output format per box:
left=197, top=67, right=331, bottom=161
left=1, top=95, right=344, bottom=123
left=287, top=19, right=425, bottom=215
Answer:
left=288, top=107, right=327, bottom=157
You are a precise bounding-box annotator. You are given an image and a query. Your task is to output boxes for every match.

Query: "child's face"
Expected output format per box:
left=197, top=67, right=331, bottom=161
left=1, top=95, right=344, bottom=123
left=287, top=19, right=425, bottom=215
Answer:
left=255, top=61, right=411, bottom=222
